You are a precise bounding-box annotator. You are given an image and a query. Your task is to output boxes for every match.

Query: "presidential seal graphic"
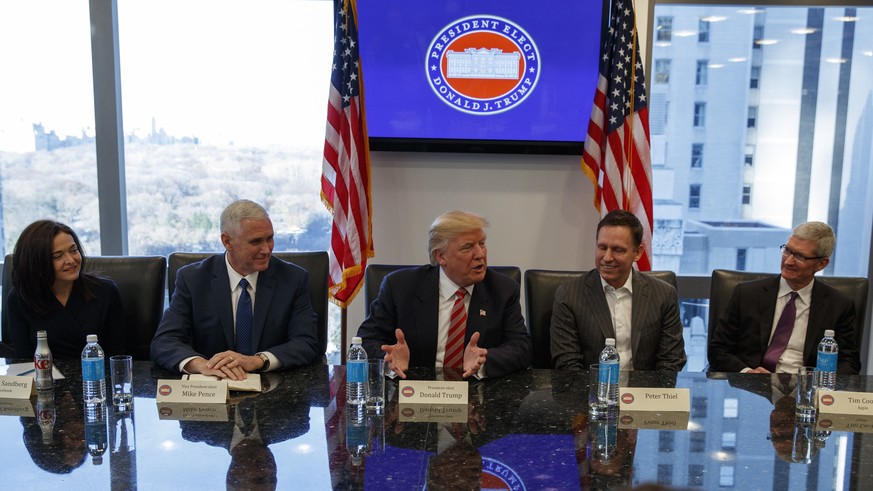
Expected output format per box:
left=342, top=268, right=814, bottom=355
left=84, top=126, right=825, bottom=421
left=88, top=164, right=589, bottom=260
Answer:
left=426, top=15, right=541, bottom=115
left=482, top=457, right=526, bottom=490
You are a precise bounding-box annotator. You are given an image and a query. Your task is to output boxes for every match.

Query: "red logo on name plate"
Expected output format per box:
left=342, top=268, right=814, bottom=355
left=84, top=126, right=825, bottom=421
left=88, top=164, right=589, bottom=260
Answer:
left=621, top=393, right=635, bottom=404
left=401, top=386, right=415, bottom=398
left=620, top=415, right=634, bottom=425
left=821, top=394, right=835, bottom=406
left=159, top=384, right=172, bottom=396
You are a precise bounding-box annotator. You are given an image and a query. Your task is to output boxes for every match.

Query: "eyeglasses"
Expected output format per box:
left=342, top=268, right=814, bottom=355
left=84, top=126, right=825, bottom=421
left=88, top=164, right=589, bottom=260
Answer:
left=780, top=244, right=824, bottom=264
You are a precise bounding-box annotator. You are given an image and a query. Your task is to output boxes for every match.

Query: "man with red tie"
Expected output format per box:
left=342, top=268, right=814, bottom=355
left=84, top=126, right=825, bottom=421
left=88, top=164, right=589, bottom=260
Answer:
left=709, top=221, right=861, bottom=374
left=356, top=210, right=532, bottom=379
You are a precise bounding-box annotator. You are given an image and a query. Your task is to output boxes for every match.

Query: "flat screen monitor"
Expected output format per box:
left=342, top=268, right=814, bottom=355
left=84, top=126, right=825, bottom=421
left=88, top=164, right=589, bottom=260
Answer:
left=357, top=0, right=607, bottom=155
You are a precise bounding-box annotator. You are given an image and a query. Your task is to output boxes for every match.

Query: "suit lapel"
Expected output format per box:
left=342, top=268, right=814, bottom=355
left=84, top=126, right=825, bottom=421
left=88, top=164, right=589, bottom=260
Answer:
left=414, top=267, right=440, bottom=364
left=803, top=281, right=828, bottom=363
left=467, top=279, right=491, bottom=343
left=629, top=271, right=646, bottom=361
left=252, top=260, right=278, bottom=353
left=585, top=272, right=615, bottom=340
left=758, top=277, right=780, bottom=353
left=212, top=258, right=235, bottom=349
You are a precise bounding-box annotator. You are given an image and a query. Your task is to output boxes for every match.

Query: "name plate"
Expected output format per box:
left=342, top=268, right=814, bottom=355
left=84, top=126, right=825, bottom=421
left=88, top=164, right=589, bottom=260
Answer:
left=0, top=397, right=36, bottom=417
left=618, top=410, right=690, bottom=430
left=398, top=380, right=468, bottom=405
left=156, top=379, right=228, bottom=404
left=619, top=387, right=690, bottom=412
left=398, top=403, right=469, bottom=423
left=817, top=389, right=873, bottom=416
left=817, top=414, right=873, bottom=433
left=157, top=402, right=230, bottom=421
left=0, top=376, right=35, bottom=399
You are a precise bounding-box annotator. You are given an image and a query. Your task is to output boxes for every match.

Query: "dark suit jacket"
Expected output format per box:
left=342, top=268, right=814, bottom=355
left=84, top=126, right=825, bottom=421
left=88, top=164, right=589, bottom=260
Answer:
left=356, top=265, right=532, bottom=378
left=150, top=254, right=319, bottom=372
left=708, top=275, right=861, bottom=374
left=549, top=269, right=686, bottom=372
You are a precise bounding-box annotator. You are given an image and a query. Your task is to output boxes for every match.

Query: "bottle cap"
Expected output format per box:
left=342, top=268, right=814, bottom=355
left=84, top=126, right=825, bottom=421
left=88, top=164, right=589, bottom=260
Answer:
left=824, top=329, right=835, bottom=338
left=86, top=334, right=98, bottom=343
left=37, top=330, right=47, bottom=339
left=605, top=338, right=616, bottom=346
left=352, top=336, right=362, bottom=345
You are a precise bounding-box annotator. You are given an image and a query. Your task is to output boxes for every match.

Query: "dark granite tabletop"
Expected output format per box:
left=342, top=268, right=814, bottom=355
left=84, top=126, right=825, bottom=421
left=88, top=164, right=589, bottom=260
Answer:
left=2, top=359, right=873, bottom=489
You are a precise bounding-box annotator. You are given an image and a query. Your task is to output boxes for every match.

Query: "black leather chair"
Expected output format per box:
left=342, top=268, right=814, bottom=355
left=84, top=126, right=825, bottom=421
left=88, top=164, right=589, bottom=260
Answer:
left=524, top=269, right=678, bottom=369
left=167, top=251, right=329, bottom=356
left=362, top=264, right=522, bottom=317
left=2, top=254, right=166, bottom=360
left=708, top=269, right=869, bottom=348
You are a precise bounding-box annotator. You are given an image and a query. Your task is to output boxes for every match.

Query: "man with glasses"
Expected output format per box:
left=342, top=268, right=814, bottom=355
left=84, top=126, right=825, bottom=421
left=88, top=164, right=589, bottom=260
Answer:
left=709, top=221, right=861, bottom=374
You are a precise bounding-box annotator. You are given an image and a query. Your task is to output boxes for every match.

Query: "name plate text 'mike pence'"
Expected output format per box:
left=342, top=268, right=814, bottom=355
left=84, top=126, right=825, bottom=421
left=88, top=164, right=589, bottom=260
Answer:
left=398, top=380, right=468, bottom=405
left=156, top=379, right=228, bottom=404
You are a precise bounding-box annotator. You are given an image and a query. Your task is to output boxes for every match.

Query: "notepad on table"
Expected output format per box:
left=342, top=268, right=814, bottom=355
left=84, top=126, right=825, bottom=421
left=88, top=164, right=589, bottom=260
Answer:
left=184, top=373, right=262, bottom=392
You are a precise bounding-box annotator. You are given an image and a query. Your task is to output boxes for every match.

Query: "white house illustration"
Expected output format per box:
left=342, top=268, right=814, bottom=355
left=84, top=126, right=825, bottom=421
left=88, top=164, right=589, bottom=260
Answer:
left=445, top=48, right=520, bottom=79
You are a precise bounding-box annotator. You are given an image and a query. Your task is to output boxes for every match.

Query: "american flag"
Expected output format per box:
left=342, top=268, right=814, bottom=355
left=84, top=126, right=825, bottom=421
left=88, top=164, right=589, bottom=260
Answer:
left=322, top=0, right=373, bottom=307
left=581, top=0, right=653, bottom=271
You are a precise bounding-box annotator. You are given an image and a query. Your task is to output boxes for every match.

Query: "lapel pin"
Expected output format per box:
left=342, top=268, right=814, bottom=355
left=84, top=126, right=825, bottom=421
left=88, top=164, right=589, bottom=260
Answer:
left=480, top=309, right=486, bottom=317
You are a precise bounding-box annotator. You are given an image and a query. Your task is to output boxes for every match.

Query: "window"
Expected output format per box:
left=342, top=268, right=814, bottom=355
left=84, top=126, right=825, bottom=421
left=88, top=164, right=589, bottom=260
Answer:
left=753, top=24, right=764, bottom=50
left=723, top=398, right=738, bottom=418
left=659, top=430, right=675, bottom=452
left=693, top=102, right=706, bottom=127
left=0, top=1, right=100, bottom=254
left=692, top=396, right=707, bottom=417
left=742, top=185, right=752, bottom=205
left=719, top=465, right=735, bottom=487
left=696, top=60, right=708, bottom=86
left=750, top=66, right=761, bottom=89
left=698, top=18, right=710, bottom=42
left=721, top=431, right=737, bottom=449
left=744, top=154, right=754, bottom=167
left=736, top=248, right=747, bottom=270
left=689, top=184, right=702, bottom=209
left=658, top=464, right=674, bottom=485
left=656, top=59, right=672, bottom=84
left=689, top=464, right=705, bottom=487
left=691, top=143, right=704, bottom=168
left=747, top=106, right=758, bottom=128
left=690, top=431, right=706, bottom=452
left=657, top=16, right=673, bottom=41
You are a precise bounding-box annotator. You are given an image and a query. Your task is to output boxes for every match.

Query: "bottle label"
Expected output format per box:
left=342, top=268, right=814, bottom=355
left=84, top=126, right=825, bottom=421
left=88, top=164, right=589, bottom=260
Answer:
left=598, top=361, right=619, bottom=385
left=82, top=359, right=105, bottom=381
left=816, top=352, right=837, bottom=372
left=347, top=360, right=367, bottom=383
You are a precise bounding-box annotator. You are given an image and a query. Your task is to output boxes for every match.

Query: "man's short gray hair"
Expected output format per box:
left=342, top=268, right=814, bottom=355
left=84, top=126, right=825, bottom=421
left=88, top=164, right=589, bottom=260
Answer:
left=220, top=199, right=270, bottom=237
left=792, top=221, right=835, bottom=258
left=427, top=211, right=489, bottom=265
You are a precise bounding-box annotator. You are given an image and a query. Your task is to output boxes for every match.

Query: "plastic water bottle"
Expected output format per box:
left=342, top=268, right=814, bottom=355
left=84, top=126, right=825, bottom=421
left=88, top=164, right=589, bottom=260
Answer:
left=345, top=406, right=369, bottom=466
left=598, top=338, right=620, bottom=410
left=85, top=409, right=108, bottom=465
left=346, top=337, right=368, bottom=407
left=815, top=329, right=838, bottom=391
left=81, top=334, right=106, bottom=419
left=34, top=330, right=53, bottom=391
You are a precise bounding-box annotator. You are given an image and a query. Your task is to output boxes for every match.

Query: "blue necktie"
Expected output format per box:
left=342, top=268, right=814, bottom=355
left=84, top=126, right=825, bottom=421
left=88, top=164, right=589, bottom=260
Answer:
left=235, top=278, right=253, bottom=355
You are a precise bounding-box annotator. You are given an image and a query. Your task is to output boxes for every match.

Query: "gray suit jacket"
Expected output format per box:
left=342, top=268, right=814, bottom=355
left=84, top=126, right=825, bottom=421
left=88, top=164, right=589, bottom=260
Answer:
left=549, top=269, right=686, bottom=371
left=150, top=254, right=319, bottom=372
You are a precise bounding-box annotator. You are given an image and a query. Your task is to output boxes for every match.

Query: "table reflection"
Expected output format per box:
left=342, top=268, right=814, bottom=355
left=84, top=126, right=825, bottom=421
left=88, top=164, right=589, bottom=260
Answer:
left=2, top=361, right=873, bottom=489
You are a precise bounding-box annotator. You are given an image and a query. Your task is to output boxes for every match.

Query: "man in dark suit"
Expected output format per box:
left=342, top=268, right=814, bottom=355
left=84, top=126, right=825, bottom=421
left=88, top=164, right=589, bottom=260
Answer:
left=550, top=210, right=686, bottom=372
left=709, top=221, right=861, bottom=374
left=151, top=199, right=319, bottom=378
left=356, top=210, right=531, bottom=379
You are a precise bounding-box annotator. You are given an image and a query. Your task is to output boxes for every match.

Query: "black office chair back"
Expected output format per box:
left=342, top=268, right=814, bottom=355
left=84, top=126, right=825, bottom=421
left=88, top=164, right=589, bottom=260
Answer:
left=709, top=269, right=869, bottom=348
left=167, top=251, right=329, bottom=356
left=363, top=264, right=521, bottom=317
left=2, top=254, right=166, bottom=360
left=524, top=269, right=678, bottom=369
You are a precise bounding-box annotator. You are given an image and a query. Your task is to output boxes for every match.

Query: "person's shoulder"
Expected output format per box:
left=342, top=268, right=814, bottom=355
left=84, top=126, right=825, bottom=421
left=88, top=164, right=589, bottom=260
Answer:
left=385, top=264, right=433, bottom=282
left=812, top=279, right=852, bottom=304
left=178, top=253, right=223, bottom=276
left=269, top=255, right=309, bottom=277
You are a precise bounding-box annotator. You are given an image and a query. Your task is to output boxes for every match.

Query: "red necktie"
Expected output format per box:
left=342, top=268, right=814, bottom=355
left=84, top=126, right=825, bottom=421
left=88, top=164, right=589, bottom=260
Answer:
left=761, top=291, right=799, bottom=372
left=444, top=288, right=467, bottom=369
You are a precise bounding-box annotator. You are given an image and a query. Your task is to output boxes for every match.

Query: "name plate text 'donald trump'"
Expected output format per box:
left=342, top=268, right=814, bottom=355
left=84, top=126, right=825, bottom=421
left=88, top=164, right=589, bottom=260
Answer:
left=398, top=380, right=468, bottom=405
left=156, top=379, right=228, bottom=404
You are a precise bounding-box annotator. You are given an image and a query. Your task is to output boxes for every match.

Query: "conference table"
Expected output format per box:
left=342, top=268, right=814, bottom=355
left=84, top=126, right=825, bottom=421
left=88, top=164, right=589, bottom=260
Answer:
left=2, top=359, right=873, bottom=490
